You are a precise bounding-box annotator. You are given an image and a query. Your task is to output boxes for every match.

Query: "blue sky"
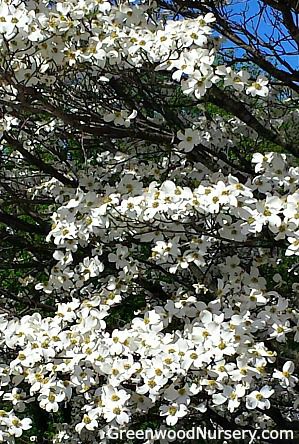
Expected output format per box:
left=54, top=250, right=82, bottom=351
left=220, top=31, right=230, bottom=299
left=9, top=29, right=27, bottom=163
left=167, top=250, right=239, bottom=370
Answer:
left=223, top=0, right=299, bottom=71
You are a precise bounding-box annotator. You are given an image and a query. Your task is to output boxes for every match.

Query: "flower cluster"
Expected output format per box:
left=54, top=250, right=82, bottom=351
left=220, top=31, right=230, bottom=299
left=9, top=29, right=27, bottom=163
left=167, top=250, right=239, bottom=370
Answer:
left=0, top=150, right=298, bottom=443
left=0, top=0, right=266, bottom=110
left=0, top=1, right=297, bottom=443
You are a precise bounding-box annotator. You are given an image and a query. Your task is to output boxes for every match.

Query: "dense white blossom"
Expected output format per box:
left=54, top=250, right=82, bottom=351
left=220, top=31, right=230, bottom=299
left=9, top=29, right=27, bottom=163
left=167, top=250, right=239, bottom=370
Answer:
left=0, top=0, right=297, bottom=443
left=0, top=150, right=298, bottom=442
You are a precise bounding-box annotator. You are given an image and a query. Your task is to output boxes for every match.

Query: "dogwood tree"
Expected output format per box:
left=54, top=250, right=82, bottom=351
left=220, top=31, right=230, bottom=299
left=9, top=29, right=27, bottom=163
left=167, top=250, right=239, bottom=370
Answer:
left=0, top=0, right=298, bottom=442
